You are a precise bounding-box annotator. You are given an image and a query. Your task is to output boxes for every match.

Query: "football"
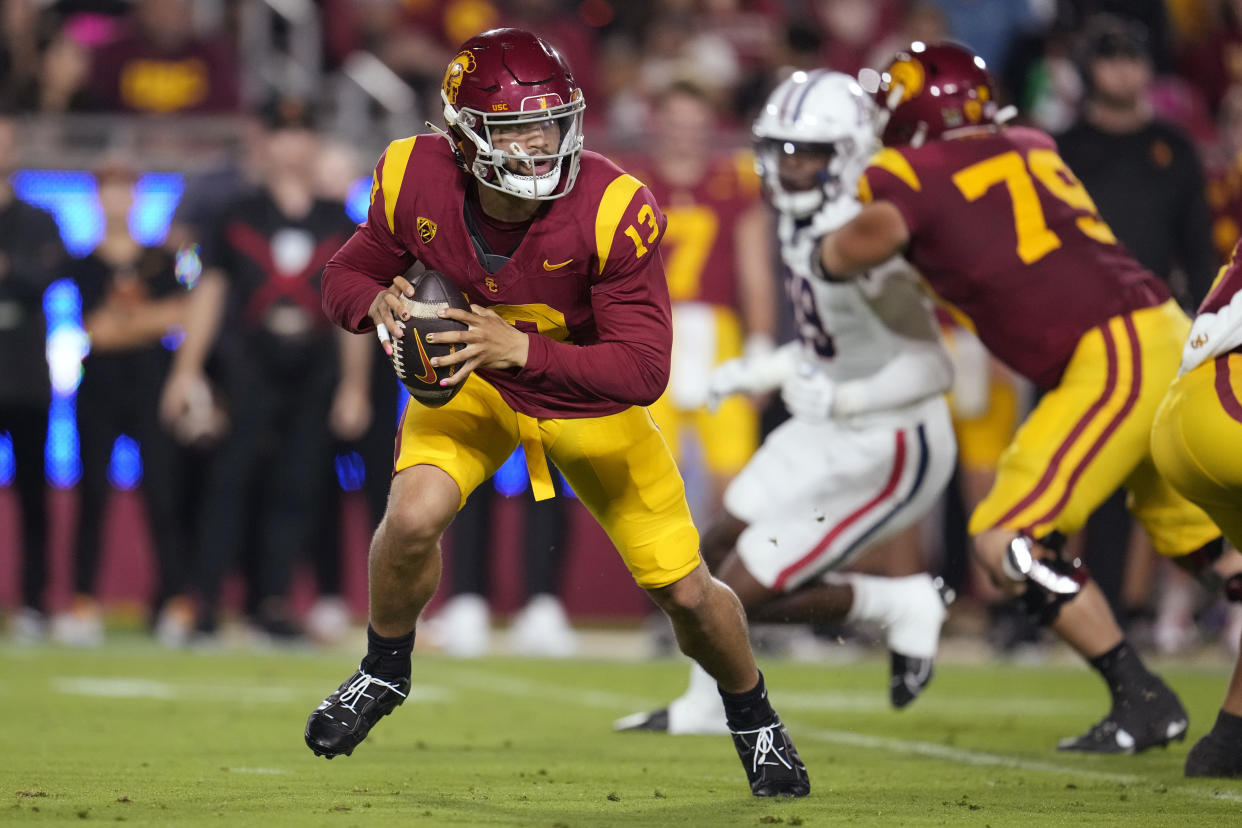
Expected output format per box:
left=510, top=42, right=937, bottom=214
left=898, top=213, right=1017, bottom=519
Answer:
left=387, top=269, right=471, bottom=408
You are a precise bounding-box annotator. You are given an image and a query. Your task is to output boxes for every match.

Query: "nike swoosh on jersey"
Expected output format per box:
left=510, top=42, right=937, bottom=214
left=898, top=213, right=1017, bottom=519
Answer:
left=542, top=258, right=573, bottom=271
left=410, top=328, right=437, bottom=384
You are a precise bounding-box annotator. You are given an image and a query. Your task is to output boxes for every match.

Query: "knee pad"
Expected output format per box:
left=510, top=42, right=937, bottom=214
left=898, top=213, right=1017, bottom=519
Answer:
left=1002, top=533, right=1089, bottom=627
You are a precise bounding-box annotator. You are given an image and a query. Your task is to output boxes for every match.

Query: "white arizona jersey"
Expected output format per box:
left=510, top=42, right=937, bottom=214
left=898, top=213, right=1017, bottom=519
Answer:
left=779, top=205, right=947, bottom=401
left=722, top=199, right=956, bottom=588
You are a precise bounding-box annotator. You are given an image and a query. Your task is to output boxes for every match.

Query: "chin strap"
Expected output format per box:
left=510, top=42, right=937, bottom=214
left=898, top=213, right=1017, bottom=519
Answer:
left=1002, top=532, right=1089, bottom=626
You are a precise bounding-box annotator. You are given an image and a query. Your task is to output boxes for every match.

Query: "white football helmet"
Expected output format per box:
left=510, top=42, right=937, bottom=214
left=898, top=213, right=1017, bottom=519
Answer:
left=752, top=70, right=880, bottom=218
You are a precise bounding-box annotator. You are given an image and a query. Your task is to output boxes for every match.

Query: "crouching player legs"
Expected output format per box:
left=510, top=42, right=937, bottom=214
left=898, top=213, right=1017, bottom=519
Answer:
left=305, top=382, right=809, bottom=797
left=616, top=402, right=957, bottom=736
left=1152, top=349, right=1242, bottom=778
left=967, top=323, right=1221, bottom=754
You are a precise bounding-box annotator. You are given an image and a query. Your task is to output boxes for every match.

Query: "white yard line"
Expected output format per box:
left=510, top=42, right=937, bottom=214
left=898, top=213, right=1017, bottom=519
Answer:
left=433, top=663, right=1242, bottom=804
left=50, top=676, right=452, bottom=704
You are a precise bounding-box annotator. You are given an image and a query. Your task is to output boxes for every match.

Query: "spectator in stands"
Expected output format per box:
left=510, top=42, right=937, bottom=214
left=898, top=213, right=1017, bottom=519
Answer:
left=353, top=0, right=500, bottom=123
left=159, top=96, right=364, bottom=641
left=805, top=0, right=905, bottom=78
left=85, top=0, right=239, bottom=115
left=0, top=0, right=42, bottom=109
left=0, top=111, right=67, bottom=641
left=55, top=157, right=194, bottom=647
left=1207, top=84, right=1242, bottom=261
left=1180, top=0, right=1242, bottom=117
left=1056, top=14, right=1217, bottom=644
left=1059, top=15, right=1215, bottom=310
left=922, top=0, right=1038, bottom=76
left=306, top=139, right=390, bottom=645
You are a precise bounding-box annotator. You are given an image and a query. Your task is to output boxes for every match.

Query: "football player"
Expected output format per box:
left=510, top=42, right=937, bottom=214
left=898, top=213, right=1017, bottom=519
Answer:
left=615, top=70, right=958, bottom=735
left=304, top=28, right=808, bottom=798
left=1151, top=241, right=1242, bottom=778
left=815, top=41, right=1222, bottom=753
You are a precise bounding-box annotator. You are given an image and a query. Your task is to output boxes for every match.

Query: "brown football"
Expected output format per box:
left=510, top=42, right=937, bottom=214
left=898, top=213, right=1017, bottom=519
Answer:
left=388, top=269, right=471, bottom=408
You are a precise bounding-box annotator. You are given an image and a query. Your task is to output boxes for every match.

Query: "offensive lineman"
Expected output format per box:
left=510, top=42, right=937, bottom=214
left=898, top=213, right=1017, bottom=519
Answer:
left=817, top=41, right=1222, bottom=753
left=617, top=70, right=957, bottom=735
left=304, top=28, right=808, bottom=797
left=1151, top=241, right=1242, bottom=778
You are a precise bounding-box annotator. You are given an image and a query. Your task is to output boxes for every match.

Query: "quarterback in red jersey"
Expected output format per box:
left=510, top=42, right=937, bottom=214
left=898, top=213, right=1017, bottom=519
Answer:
left=305, top=28, right=808, bottom=798
left=816, top=42, right=1222, bottom=754
left=1152, top=242, right=1242, bottom=778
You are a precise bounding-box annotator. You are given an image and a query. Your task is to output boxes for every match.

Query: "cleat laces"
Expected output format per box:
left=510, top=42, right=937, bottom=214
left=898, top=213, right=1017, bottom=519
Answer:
left=737, top=723, right=794, bottom=773
left=337, top=670, right=408, bottom=715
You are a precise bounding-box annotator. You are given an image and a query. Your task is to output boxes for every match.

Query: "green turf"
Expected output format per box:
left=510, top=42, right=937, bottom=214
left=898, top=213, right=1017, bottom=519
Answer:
left=3, top=640, right=1240, bottom=826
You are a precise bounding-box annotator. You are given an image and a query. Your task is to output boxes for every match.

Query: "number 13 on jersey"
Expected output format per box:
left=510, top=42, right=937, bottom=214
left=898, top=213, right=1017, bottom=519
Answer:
left=625, top=204, right=660, bottom=258
left=951, top=149, right=1116, bottom=265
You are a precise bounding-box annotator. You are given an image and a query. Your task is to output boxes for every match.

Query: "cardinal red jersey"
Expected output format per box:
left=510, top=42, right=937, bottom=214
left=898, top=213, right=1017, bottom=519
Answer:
left=860, top=126, right=1170, bottom=389
left=1202, top=240, right=1242, bottom=316
left=624, top=152, right=760, bottom=309
left=321, top=135, right=672, bottom=419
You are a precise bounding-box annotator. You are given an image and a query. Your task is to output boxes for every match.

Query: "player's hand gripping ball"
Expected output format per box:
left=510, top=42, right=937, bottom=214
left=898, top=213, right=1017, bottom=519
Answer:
left=386, top=270, right=471, bottom=407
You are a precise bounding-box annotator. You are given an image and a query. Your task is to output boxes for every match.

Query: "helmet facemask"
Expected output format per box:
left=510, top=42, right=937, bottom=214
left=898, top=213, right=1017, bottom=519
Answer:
left=444, top=91, right=585, bottom=200
left=752, top=71, right=878, bottom=219
left=755, top=137, right=856, bottom=218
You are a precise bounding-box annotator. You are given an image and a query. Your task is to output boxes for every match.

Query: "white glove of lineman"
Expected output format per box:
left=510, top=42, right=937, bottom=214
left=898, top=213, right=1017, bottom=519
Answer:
left=781, top=363, right=836, bottom=423
left=706, top=341, right=798, bottom=412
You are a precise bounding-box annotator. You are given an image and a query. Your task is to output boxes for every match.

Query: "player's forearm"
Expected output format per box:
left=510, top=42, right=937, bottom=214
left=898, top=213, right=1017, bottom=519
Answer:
left=520, top=335, right=670, bottom=407
left=834, top=342, right=953, bottom=417
left=322, top=225, right=413, bottom=333
left=169, top=270, right=227, bottom=376
left=336, top=327, right=373, bottom=392
left=85, top=299, right=182, bottom=351
left=322, top=260, right=387, bottom=333
left=735, top=204, right=777, bottom=341
left=818, top=201, right=910, bottom=281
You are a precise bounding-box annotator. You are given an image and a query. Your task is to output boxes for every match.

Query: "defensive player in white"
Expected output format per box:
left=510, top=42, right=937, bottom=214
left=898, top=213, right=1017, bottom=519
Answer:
left=617, top=70, right=958, bottom=735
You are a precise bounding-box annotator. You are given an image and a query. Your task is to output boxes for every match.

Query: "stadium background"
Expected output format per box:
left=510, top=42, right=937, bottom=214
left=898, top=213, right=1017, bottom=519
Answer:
left=2, top=0, right=1242, bottom=628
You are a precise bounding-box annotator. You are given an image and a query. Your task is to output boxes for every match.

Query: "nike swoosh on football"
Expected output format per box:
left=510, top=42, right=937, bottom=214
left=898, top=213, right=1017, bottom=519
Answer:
left=542, top=258, right=573, bottom=271
left=410, top=328, right=437, bottom=384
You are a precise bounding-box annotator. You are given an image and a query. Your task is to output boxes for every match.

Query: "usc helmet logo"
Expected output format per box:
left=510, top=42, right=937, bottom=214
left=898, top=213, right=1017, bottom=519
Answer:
left=443, top=51, right=476, bottom=105
left=884, top=57, right=925, bottom=104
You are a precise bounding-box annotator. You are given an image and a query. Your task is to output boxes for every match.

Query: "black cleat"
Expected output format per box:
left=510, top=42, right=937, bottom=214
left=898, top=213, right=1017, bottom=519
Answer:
left=888, top=577, right=952, bottom=709
left=730, top=715, right=810, bottom=797
left=1185, top=728, right=1242, bottom=778
left=1057, top=681, right=1188, bottom=754
left=890, top=653, right=934, bottom=709
left=305, top=666, right=410, bottom=758
left=612, top=707, right=670, bottom=732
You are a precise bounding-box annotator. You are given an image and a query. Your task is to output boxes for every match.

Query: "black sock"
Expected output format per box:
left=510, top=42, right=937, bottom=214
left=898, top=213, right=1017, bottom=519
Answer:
left=1088, top=641, right=1157, bottom=701
left=719, top=671, right=776, bottom=731
left=1210, top=709, right=1242, bottom=740
left=362, top=625, right=414, bottom=680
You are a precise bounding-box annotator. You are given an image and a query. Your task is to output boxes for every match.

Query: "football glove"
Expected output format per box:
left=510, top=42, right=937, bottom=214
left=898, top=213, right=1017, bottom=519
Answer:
left=706, top=342, right=798, bottom=411
left=781, top=363, right=837, bottom=423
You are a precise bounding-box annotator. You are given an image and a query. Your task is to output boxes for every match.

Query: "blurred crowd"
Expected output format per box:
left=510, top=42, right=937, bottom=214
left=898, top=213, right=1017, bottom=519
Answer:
left=3, top=0, right=1242, bottom=660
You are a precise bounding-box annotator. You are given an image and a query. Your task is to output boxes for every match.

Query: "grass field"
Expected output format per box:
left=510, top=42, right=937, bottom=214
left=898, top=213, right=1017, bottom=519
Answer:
left=4, top=637, right=1241, bottom=826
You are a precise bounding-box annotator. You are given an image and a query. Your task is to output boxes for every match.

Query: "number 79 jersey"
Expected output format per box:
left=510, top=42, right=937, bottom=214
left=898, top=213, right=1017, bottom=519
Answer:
left=860, top=126, right=1171, bottom=389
